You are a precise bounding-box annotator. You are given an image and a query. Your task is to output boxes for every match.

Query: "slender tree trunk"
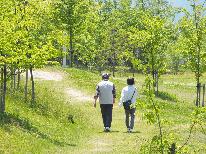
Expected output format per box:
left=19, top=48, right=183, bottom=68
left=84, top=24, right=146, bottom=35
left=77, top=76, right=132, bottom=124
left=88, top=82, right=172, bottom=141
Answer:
left=202, top=84, right=205, bottom=107
left=156, top=71, right=159, bottom=96
left=69, top=28, right=73, bottom=67
left=13, top=68, right=16, bottom=90
left=0, top=68, right=3, bottom=112
left=152, top=101, right=164, bottom=154
left=194, top=1, right=202, bottom=107
left=17, top=69, right=20, bottom=90
left=132, top=65, right=135, bottom=77
left=112, top=29, right=116, bottom=77
left=169, top=143, right=176, bottom=154
left=1, top=65, right=7, bottom=113
left=199, top=84, right=201, bottom=107
left=10, top=67, right=13, bottom=89
left=25, top=69, right=28, bottom=102
left=112, top=52, right=116, bottom=77
left=29, top=67, right=35, bottom=105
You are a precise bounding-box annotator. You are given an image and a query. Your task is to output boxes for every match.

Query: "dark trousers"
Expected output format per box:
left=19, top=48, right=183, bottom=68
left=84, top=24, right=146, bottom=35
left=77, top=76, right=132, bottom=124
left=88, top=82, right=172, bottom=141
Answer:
left=100, top=104, right=113, bottom=128
left=125, top=108, right=136, bottom=129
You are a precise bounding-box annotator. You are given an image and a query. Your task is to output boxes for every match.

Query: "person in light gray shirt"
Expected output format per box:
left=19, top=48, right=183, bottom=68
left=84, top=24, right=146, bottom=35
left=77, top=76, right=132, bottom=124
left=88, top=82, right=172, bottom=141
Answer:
left=119, top=78, right=137, bottom=133
left=94, top=73, right=116, bottom=132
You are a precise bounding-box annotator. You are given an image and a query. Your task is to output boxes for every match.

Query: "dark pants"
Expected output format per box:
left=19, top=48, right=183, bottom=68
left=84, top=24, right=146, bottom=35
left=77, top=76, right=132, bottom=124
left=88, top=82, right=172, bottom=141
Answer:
left=100, top=104, right=113, bottom=128
left=125, top=108, right=136, bottom=129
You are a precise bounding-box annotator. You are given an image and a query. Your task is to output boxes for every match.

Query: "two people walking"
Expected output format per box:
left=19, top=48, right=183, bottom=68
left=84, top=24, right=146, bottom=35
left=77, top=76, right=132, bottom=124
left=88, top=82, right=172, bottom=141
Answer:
left=94, top=73, right=138, bottom=133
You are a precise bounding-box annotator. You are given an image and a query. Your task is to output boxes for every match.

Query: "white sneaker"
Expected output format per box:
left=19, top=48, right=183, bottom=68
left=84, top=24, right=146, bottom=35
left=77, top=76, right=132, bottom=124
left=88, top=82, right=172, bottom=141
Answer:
left=127, top=128, right=130, bottom=132
left=130, top=129, right=133, bottom=133
left=105, top=127, right=110, bottom=132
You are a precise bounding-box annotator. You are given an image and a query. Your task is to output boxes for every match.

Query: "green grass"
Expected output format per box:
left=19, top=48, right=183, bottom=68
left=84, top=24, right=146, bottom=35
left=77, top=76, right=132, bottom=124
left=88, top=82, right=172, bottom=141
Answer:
left=0, top=74, right=93, bottom=153
left=0, top=67, right=205, bottom=153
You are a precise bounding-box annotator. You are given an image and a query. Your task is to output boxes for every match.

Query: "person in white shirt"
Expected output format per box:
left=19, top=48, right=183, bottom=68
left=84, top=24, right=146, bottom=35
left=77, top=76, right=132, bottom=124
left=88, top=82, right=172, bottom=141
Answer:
left=94, top=73, right=116, bottom=132
left=119, top=78, right=137, bottom=133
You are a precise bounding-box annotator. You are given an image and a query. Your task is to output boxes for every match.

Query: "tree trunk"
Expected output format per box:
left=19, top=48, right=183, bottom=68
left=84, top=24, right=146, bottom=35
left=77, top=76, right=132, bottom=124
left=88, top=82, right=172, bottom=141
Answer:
left=10, top=67, right=14, bottom=89
left=13, top=68, right=16, bottom=90
left=169, top=143, right=176, bottom=154
left=69, top=28, right=73, bottom=67
left=156, top=71, right=159, bottom=96
left=202, top=84, right=205, bottom=107
left=30, top=67, right=35, bottom=105
left=1, top=65, right=7, bottom=113
left=196, top=83, right=201, bottom=107
left=112, top=53, right=116, bottom=77
left=112, top=29, right=116, bottom=77
left=0, top=68, right=3, bottom=113
left=193, top=1, right=201, bottom=107
left=25, top=69, right=28, bottom=102
left=17, top=69, right=21, bottom=90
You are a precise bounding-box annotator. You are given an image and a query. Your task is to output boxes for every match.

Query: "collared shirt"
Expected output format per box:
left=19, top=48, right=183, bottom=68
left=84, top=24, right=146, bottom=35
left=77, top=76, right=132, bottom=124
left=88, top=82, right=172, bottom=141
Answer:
left=96, top=80, right=116, bottom=104
left=119, top=85, right=137, bottom=107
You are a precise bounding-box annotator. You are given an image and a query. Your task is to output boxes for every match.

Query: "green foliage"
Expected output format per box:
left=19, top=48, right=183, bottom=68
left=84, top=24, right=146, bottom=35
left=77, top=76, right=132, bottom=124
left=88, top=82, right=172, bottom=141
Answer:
left=177, top=0, right=206, bottom=81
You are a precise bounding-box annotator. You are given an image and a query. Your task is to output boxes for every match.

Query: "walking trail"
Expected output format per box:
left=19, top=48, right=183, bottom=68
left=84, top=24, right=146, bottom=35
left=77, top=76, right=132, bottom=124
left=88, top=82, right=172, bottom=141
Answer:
left=31, top=70, right=93, bottom=102
left=32, top=70, right=113, bottom=153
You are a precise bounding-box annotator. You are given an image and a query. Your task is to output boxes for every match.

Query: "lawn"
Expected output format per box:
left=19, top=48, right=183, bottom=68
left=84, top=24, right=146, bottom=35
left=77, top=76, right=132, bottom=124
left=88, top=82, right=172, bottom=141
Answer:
left=0, top=67, right=205, bottom=154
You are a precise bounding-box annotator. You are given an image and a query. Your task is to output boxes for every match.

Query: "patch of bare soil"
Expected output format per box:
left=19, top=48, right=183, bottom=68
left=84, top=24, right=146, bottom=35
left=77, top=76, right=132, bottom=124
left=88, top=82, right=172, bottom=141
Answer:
left=65, top=88, right=93, bottom=102
left=30, top=70, right=63, bottom=81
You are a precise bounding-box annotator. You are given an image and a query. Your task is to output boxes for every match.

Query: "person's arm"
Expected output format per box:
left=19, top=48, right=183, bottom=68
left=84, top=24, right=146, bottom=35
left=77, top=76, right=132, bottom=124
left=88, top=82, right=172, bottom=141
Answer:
left=93, top=85, right=100, bottom=108
left=93, top=96, right=98, bottom=108
left=119, top=89, right=125, bottom=107
left=112, top=84, right=116, bottom=104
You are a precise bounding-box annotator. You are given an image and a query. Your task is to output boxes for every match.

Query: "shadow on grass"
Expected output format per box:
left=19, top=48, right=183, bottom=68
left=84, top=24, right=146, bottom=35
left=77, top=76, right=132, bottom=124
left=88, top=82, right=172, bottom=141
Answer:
left=0, top=113, right=76, bottom=147
left=156, top=91, right=178, bottom=102
left=7, top=90, right=51, bottom=117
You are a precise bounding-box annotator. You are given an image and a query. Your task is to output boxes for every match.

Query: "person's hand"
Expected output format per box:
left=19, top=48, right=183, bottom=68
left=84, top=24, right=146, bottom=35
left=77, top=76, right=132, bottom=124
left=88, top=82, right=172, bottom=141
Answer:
left=93, top=102, right=96, bottom=108
left=118, top=102, right=122, bottom=108
left=94, top=95, right=98, bottom=101
left=113, top=98, right=115, bottom=104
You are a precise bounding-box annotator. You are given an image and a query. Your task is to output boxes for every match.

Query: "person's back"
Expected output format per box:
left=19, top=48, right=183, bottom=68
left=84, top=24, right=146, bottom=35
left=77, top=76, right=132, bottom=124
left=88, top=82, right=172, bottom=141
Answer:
left=120, top=85, right=137, bottom=105
left=94, top=73, right=116, bottom=132
left=97, top=80, right=115, bottom=104
left=119, top=78, right=137, bottom=133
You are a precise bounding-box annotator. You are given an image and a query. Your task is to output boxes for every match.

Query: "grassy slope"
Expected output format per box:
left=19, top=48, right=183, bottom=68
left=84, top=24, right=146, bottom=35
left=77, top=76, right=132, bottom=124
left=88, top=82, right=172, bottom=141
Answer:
left=0, top=68, right=93, bottom=154
left=62, top=68, right=206, bottom=153
left=0, top=67, right=205, bottom=153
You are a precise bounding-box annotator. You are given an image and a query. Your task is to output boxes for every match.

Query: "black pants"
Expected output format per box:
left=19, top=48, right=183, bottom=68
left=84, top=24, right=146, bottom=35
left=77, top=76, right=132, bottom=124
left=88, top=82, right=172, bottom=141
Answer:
left=100, top=104, right=113, bottom=128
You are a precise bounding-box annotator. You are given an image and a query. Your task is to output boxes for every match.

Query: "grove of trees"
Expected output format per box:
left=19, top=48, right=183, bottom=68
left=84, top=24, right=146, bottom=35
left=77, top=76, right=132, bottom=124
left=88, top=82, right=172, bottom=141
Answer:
left=1, top=1, right=206, bottom=153
left=1, top=0, right=206, bottom=110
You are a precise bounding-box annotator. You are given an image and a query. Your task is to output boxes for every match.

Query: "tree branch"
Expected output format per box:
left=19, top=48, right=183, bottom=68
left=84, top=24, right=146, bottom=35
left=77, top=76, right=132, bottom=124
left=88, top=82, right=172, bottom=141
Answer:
left=177, top=122, right=196, bottom=152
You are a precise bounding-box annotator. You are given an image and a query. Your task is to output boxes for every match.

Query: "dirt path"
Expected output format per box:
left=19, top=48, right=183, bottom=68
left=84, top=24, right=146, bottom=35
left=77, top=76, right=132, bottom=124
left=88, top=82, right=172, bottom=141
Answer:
left=32, top=70, right=112, bottom=152
left=65, top=88, right=93, bottom=102
left=32, top=70, right=93, bottom=103
left=31, top=70, right=63, bottom=81
left=32, top=70, right=114, bottom=153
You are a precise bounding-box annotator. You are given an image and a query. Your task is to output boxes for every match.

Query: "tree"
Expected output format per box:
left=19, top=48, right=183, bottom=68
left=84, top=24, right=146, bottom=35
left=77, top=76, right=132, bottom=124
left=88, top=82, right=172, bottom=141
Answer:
left=0, top=0, right=61, bottom=111
left=178, top=0, right=206, bottom=106
left=54, top=0, right=94, bottom=67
